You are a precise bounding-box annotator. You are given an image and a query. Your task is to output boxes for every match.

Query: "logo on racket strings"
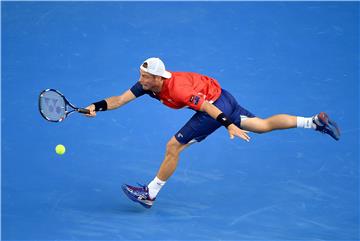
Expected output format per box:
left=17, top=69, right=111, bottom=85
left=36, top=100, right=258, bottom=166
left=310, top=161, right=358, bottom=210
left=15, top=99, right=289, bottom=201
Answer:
left=44, top=97, right=62, bottom=114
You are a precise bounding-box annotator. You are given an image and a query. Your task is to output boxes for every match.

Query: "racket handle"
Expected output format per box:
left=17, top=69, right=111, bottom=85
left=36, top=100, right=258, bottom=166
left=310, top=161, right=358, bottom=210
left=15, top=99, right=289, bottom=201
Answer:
left=77, top=108, right=90, bottom=114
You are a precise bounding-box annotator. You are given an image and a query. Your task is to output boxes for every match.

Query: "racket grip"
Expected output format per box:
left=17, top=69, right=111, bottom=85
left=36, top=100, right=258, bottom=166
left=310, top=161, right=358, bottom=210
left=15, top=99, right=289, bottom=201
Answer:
left=78, top=108, right=90, bottom=114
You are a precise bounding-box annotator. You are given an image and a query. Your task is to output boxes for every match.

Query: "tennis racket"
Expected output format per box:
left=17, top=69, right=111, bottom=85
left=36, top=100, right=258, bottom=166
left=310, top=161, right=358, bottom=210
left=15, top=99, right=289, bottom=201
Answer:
left=38, top=89, right=90, bottom=122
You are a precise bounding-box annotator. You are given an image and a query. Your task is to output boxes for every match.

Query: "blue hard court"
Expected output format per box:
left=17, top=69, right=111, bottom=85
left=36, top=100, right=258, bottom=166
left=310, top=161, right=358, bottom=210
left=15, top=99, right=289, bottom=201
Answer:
left=2, top=2, right=359, bottom=240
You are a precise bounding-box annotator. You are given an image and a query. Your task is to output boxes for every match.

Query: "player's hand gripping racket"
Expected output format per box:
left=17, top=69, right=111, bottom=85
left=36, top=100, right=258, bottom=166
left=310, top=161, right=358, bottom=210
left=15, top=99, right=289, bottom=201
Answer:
left=38, top=89, right=90, bottom=122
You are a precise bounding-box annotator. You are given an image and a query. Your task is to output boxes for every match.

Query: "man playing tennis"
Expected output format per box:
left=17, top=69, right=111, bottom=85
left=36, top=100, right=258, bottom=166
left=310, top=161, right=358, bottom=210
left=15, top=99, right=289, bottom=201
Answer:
left=85, top=57, right=340, bottom=209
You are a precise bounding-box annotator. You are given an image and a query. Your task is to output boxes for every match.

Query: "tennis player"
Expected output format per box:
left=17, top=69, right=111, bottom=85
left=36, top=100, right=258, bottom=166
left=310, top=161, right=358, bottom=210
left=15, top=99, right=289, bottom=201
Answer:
left=85, top=57, right=340, bottom=208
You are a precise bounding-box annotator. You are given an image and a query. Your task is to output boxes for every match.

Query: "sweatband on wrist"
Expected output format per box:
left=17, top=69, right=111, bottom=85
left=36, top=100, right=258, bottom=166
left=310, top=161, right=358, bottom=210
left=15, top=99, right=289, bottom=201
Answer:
left=216, top=113, right=232, bottom=128
left=93, top=100, right=108, bottom=111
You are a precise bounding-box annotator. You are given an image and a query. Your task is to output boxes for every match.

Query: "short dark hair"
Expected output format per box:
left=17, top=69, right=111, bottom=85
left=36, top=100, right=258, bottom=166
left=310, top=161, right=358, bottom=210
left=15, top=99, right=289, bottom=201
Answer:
left=142, top=62, right=148, bottom=68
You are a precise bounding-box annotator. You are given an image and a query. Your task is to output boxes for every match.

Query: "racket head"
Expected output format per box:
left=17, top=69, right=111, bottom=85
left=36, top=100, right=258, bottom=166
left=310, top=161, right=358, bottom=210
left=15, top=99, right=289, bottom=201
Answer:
left=38, top=89, right=67, bottom=122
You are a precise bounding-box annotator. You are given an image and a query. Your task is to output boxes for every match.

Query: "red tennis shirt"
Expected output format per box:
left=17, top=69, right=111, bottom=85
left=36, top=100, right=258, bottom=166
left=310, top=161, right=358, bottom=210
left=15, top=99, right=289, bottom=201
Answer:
left=130, top=72, right=222, bottom=111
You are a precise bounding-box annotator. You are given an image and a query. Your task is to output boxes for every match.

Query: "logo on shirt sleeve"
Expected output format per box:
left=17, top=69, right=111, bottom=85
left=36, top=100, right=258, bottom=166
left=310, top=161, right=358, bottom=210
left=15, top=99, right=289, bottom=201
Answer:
left=189, top=95, right=200, bottom=105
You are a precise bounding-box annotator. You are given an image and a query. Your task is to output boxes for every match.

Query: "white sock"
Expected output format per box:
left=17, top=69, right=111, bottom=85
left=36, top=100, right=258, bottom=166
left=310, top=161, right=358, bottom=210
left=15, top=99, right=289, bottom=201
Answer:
left=148, top=176, right=166, bottom=199
left=297, top=116, right=316, bottom=129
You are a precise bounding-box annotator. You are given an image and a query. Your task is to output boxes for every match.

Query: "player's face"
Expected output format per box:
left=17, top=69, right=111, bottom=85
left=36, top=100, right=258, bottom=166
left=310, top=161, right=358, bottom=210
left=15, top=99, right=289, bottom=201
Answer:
left=139, top=70, right=162, bottom=91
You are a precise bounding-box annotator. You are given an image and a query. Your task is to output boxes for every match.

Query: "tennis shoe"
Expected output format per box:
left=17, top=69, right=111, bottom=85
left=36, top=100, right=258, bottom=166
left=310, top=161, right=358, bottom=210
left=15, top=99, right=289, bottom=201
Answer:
left=313, top=112, right=340, bottom=141
left=121, top=183, right=155, bottom=209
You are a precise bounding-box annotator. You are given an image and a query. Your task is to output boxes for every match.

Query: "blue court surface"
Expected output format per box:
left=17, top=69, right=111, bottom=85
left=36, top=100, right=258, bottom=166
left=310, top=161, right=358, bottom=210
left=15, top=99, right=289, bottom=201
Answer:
left=2, top=2, right=359, bottom=240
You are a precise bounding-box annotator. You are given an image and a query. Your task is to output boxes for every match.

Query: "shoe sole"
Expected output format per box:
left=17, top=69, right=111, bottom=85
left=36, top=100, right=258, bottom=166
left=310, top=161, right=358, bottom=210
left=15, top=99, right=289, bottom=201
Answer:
left=327, top=118, right=341, bottom=140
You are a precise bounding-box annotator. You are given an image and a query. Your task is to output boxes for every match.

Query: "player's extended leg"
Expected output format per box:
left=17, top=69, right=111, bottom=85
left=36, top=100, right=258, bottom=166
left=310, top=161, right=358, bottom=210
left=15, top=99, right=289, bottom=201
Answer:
left=240, top=114, right=297, bottom=133
left=240, top=112, right=340, bottom=140
left=122, top=103, right=225, bottom=208
left=122, top=137, right=192, bottom=208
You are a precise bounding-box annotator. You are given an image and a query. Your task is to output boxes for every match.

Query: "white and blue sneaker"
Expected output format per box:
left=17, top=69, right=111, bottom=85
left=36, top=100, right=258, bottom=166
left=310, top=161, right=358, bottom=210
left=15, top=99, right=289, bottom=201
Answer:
left=121, top=184, right=155, bottom=209
left=313, top=112, right=340, bottom=141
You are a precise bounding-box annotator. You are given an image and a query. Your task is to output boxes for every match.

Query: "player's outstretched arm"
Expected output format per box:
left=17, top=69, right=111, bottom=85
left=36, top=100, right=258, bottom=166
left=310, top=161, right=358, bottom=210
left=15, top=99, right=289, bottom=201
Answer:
left=200, top=101, right=250, bottom=142
left=85, top=90, right=136, bottom=117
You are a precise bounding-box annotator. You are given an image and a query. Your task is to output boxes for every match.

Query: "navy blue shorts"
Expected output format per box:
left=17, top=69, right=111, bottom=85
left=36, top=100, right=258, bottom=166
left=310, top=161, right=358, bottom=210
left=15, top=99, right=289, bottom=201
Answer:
left=175, top=89, right=256, bottom=144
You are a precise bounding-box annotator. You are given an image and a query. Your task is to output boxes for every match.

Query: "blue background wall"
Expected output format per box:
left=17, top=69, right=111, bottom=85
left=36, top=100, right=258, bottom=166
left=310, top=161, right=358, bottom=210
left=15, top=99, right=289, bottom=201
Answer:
left=2, top=2, right=359, bottom=240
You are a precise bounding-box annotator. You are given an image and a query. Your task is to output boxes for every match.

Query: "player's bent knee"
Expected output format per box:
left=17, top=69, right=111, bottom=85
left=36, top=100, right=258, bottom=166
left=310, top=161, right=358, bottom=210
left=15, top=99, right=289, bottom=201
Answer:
left=166, top=137, right=185, bottom=156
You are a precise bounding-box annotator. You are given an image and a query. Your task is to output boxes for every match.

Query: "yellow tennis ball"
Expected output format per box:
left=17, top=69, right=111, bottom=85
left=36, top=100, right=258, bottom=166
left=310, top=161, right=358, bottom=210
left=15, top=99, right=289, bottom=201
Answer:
left=55, top=144, right=66, bottom=155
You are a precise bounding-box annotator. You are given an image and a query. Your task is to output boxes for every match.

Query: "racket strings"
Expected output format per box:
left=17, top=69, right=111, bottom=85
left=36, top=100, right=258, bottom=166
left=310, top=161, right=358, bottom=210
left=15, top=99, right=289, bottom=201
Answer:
left=39, top=91, right=66, bottom=121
